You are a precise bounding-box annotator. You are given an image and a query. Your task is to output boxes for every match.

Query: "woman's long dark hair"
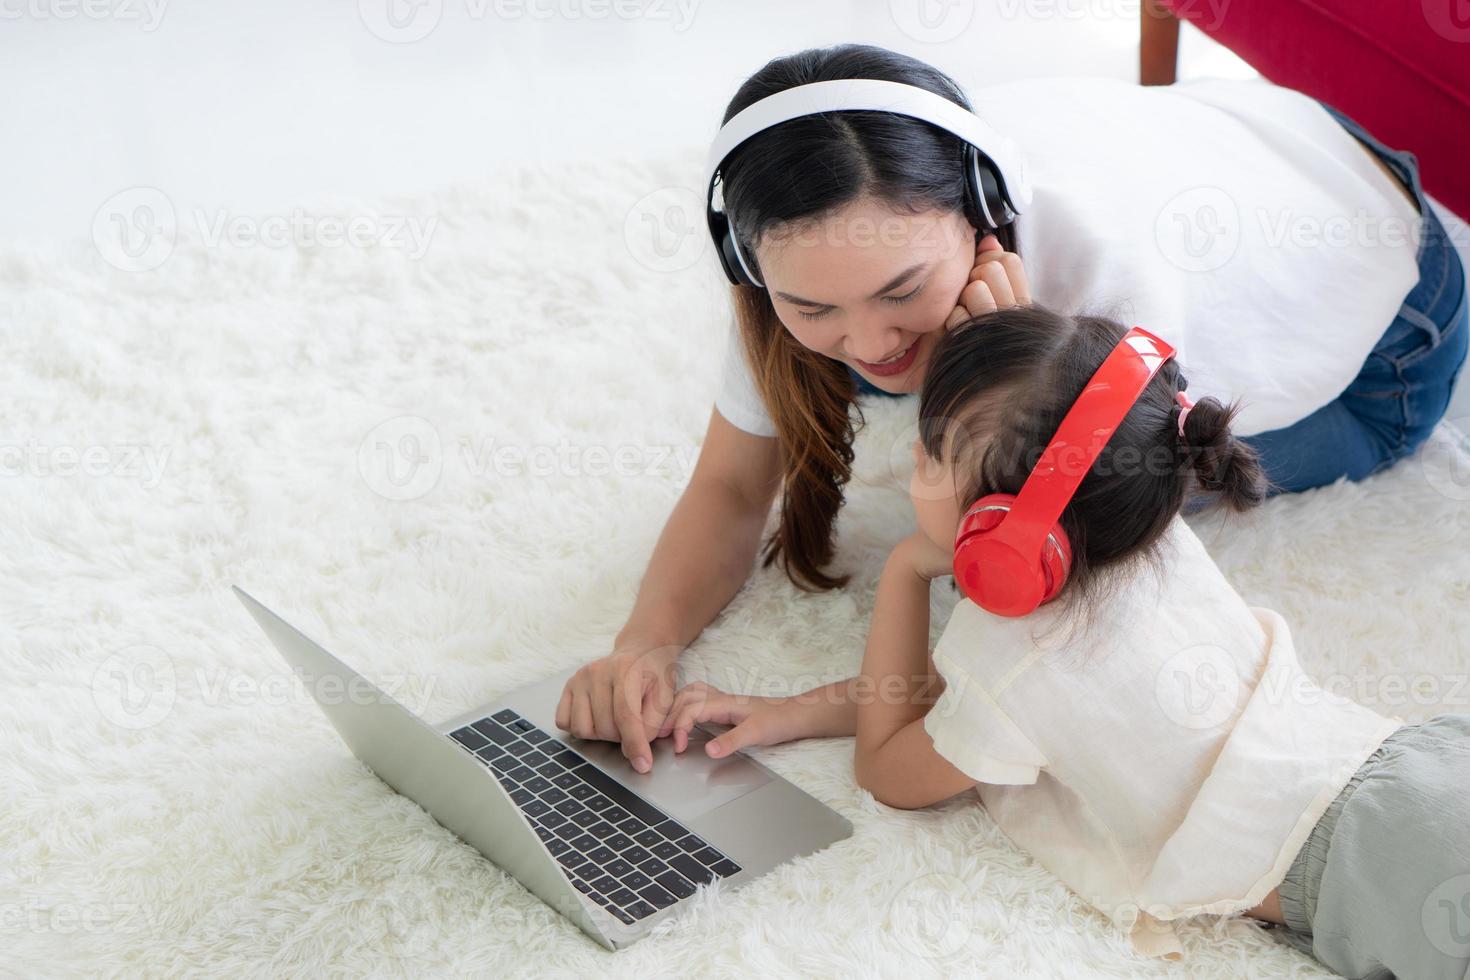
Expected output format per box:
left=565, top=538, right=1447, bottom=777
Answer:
left=720, top=43, right=1020, bottom=592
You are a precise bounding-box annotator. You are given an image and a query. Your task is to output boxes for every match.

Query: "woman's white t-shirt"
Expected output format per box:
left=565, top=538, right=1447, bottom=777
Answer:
left=921, top=515, right=1405, bottom=959
left=714, top=75, right=1424, bottom=439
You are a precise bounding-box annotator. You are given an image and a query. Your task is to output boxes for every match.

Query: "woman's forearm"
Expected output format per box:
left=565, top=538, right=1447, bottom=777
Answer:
left=615, top=475, right=771, bottom=654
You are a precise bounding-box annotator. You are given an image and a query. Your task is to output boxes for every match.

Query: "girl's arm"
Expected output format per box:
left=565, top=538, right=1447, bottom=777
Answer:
left=661, top=676, right=868, bottom=758
left=853, top=534, right=979, bottom=810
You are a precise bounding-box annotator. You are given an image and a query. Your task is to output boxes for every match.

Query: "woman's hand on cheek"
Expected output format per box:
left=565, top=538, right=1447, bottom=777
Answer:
left=945, top=232, right=1032, bottom=330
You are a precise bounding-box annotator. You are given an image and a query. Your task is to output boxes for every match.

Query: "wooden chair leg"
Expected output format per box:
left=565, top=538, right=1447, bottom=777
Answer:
left=1140, top=0, right=1180, bottom=86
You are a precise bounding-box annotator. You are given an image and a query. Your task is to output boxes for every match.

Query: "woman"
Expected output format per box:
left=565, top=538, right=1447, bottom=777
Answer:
left=554, top=45, right=1466, bottom=785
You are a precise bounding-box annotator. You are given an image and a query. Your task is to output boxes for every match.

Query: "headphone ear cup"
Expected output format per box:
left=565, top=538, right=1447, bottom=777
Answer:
left=719, top=232, right=751, bottom=287
left=967, top=145, right=1016, bottom=233
left=709, top=206, right=757, bottom=287
left=962, top=145, right=1001, bottom=235
left=953, top=493, right=1073, bottom=616
left=1038, top=523, right=1073, bottom=603
left=961, top=144, right=982, bottom=233
left=952, top=492, right=1015, bottom=602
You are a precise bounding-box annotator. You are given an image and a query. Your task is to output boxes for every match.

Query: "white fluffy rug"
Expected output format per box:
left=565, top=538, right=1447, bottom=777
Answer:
left=6, top=143, right=1470, bottom=978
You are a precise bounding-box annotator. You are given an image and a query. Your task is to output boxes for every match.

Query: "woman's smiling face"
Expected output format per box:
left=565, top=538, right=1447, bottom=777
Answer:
left=753, top=196, right=976, bottom=394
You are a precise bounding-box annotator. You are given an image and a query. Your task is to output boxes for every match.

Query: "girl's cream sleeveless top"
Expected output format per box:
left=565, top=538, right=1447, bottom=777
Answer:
left=923, top=515, right=1405, bottom=958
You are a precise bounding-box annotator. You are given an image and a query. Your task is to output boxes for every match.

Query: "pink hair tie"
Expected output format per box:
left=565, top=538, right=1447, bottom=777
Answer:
left=1175, top=391, right=1195, bottom=438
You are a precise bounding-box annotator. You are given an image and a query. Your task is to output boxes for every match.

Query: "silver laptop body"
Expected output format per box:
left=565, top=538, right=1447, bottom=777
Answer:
left=232, top=586, right=853, bottom=950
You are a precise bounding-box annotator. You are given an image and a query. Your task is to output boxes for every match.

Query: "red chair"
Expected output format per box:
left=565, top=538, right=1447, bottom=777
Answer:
left=1140, top=0, right=1470, bottom=221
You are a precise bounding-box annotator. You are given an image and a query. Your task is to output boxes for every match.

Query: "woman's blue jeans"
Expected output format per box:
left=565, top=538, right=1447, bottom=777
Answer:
left=852, top=99, right=1469, bottom=499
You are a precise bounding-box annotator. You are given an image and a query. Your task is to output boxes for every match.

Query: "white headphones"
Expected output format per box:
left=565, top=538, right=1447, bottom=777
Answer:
left=703, top=78, right=1034, bottom=288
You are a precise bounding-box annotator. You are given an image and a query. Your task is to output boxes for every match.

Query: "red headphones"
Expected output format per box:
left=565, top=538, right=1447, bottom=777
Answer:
left=952, top=326, right=1178, bottom=618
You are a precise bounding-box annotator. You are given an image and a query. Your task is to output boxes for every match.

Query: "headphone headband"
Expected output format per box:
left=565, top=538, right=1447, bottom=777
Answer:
left=704, top=78, right=1032, bottom=211
left=989, top=327, right=1178, bottom=564
left=704, top=78, right=1033, bottom=287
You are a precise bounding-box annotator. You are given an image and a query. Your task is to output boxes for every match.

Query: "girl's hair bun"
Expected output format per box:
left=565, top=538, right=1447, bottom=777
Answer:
left=1177, top=395, right=1269, bottom=511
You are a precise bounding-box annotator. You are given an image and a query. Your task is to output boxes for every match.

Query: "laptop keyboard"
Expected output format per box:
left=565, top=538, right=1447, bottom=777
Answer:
left=450, top=707, right=743, bottom=924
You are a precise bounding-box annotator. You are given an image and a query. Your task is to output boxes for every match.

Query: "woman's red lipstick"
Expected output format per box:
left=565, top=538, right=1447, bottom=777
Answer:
left=855, top=337, right=920, bottom=377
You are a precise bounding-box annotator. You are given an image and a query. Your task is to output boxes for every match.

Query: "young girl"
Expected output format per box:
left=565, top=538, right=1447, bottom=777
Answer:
left=659, top=304, right=1470, bottom=975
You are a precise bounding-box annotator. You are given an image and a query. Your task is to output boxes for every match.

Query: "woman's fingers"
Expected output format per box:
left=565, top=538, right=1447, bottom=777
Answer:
left=589, top=668, right=617, bottom=741
left=971, top=260, right=1016, bottom=309
left=570, top=686, right=594, bottom=741
left=662, top=689, right=685, bottom=747
left=614, top=671, right=653, bottom=773
left=554, top=683, right=572, bottom=733
left=959, top=279, right=996, bottom=319
left=970, top=247, right=1031, bottom=307
left=1002, top=251, right=1031, bottom=305
left=639, top=656, right=679, bottom=743
left=947, top=232, right=1033, bottom=331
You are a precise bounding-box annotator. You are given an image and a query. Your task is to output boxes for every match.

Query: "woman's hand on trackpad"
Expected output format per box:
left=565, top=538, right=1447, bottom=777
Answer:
left=553, top=639, right=682, bottom=775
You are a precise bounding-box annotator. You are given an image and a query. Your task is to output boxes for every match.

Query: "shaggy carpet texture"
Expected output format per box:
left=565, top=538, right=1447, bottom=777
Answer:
left=4, top=143, right=1469, bottom=979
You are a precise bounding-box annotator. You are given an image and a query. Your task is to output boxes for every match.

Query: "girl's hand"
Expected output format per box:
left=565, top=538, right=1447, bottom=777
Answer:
left=657, top=681, right=808, bottom=759
left=899, top=530, right=955, bottom=583
left=944, top=232, right=1032, bottom=330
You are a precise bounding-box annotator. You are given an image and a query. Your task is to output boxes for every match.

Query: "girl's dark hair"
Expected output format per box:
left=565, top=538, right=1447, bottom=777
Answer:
left=720, top=43, right=1019, bottom=592
left=918, top=303, right=1274, bottom=608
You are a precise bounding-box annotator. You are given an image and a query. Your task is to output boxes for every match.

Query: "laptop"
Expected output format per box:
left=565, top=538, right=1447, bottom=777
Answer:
left=232, top=586, right=853, bottom=950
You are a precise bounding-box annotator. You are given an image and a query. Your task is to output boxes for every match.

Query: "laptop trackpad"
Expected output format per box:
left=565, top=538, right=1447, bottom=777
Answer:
left=568, top=726, right=772, bottom=822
